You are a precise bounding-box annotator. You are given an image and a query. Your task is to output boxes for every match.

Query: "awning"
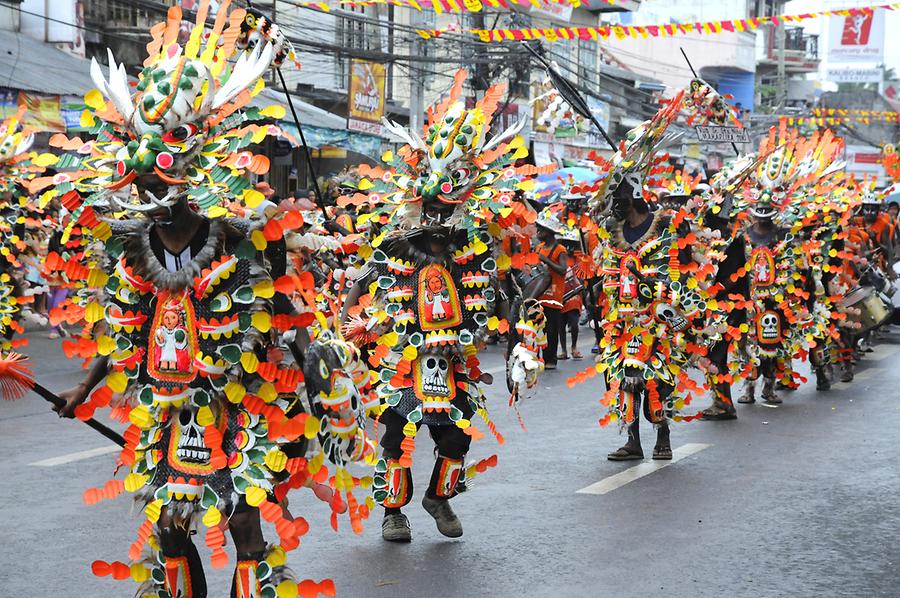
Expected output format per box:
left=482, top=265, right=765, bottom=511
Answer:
left=0, top=31, right=95, bottom=96
left=253, top=88, right=384, bottom=158
left=253, top=88, right=348, bottom=130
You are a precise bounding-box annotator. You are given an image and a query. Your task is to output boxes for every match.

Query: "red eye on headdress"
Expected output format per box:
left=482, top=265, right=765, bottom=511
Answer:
left=162, top=123, right=199, bottom=144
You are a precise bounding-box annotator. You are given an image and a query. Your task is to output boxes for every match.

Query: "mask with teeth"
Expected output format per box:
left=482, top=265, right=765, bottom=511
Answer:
left=167, top=406, right=219, bottom=475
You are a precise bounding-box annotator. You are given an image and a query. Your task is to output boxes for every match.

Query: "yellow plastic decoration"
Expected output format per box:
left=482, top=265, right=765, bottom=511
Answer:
left=245, top=486, right=267, bottom=507
left=304, top=415, right=320, bottom=439
left=124, top=473, right=149, bottom=493
left=84, top=301, right=106, bottom=323
left=202, top=506, right=222, bottom=528
left=130, top=564, right=151, bottom=583
left=224, top=381, right=246, bottom=403
left=264, top=449, right=287, bottom=472
left=196, top=405, right=215, bottom=426
left=129, top=405, right=153, bottom=429
left=240, top=352, right=259, bottom=373
left=257, top=382, right=277, bottom=403
left=106, top=371, right=128, bottom=393
left=250, top=229, right=268, bottom=251
left=251, top=311, right=272, bottom=332
left=276, top=581, right=299, bottom=598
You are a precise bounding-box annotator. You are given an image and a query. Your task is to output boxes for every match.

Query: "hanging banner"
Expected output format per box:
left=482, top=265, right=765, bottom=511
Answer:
left=828, top=9, right=885, bottom=63
left=695, top=125, right=751, bottom=143
left=0, top=88, right=65, bottom=132
left=347, top=60, right=386, bottom=136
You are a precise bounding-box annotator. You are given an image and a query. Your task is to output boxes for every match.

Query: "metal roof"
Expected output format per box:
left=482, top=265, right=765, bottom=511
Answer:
left=0, top=31, right=95, bottom=96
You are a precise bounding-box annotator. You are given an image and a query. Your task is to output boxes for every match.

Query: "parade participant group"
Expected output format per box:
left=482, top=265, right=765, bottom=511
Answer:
left=1, top=3, right=899, bottom=597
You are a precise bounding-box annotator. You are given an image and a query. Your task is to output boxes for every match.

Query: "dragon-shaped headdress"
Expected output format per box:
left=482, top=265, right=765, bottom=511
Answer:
left=374, top=69, right=529, bottom=234
left=43, top=0, right=292, bottom=215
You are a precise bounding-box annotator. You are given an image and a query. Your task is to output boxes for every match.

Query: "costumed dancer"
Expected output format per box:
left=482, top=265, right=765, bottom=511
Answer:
left=40, top=4, right=371, bottom=596
left=0, top=106, right=57, bottom=345
left=717, top=121, right=844, bottom=404
left=340, top=71, right=547, bottom=542
left=568, top=86, right=729, bottom=460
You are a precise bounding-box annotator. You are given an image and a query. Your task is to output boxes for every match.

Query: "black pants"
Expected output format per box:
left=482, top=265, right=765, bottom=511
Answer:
left=544, top=306, right=562, bottom=365
left=379, top=408, right=471, bottom=460
left=559, top=309, right=580, bottom=350
left=380, top=407, right=472, bottom=507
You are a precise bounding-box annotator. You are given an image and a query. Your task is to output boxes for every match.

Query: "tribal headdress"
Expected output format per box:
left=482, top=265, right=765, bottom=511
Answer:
left=0, top=106, right=56, bottom=200
left=735, top=119, right=844, bottom=220
left=589, top=90, right=685, bottom=215
left=43, top=1, right=291, bottom=216
left=373, top=69, right=530, bottom=236
left=881, top=142, right=900, bottom=182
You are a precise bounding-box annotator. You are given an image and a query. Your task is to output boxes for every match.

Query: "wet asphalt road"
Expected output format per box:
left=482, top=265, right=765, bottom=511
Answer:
left=2, top=330, right=899, bottom=597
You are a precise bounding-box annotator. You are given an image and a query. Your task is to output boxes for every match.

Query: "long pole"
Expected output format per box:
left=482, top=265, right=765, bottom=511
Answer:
left=276, top=68, right=328, bottom=214
left=34, top=384, right=125, bottom=446
left=520, top=42, right=617, bottom=151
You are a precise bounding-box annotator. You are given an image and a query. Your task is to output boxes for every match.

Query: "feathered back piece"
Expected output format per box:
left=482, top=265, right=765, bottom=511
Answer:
left=38, top=0, right=293, bottom=216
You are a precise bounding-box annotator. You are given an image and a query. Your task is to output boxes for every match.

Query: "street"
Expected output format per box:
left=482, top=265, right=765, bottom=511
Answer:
left=2, top=330, right=898, bottom=597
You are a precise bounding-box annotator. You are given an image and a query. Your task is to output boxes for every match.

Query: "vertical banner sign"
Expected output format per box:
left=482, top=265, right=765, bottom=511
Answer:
left=347, top=60, right=386, bottom=136
left=827, top=9, right=885, bottom=63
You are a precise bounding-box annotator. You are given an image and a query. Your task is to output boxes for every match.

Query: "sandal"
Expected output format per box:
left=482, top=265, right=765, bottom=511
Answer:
left=607, top=446, right=644, bottom=461
left=571, top=349, right=583, bottom=359
left=700, top=405, right=737, bottom=421
left=652, top=445, right=673, bottom=460
left=558, top=352, right=569, bottom=360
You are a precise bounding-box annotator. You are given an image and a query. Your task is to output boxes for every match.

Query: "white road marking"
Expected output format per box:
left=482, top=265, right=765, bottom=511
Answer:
left=576, top=443, right=711, bottom=495
left=30, top=445, right=119, bottom=467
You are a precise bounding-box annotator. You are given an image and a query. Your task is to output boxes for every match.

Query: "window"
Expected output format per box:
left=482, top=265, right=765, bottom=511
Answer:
left=579, top=39, right=598, bottom=93
left=335, top=7, right=371, bottom=89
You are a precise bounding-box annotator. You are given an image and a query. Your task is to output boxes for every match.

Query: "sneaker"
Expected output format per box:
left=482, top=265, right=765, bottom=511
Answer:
left=421, top=496, right=463, bottom=538
left=381, top=513, right=411, bottom=542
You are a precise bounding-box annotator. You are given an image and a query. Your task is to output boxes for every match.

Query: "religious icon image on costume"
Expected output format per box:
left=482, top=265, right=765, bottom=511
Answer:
left=751, top=248, right=776, bottom=287
left=148, top=291, right=199, bottom=382
left=417, top=263, right=462, bottom=330
left=619, top=254, right=640, bottom=301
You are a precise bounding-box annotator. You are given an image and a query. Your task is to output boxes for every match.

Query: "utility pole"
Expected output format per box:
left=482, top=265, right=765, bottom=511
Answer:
left=775, top=1, right=786, bottom=109
left=472, top=12, right=489, bottom=100
left=408, top=9, right=425, bottom=133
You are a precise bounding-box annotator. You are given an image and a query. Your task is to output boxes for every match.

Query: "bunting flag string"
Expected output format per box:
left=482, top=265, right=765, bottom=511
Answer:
left=786, top=115, right=899, bottom=126
left=416, top=2, right=900, bottom=42
left=812, top=107, right=900, bottom=119
left=297, top=0, right=613, bottom=14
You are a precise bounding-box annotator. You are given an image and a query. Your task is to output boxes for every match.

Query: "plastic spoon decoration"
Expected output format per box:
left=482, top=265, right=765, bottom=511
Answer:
left=0, top=352, right=125, bottom=446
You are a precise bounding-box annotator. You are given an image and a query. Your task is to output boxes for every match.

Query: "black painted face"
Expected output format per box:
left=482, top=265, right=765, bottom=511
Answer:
left=860, top=204, right=880, bottom=224
left=421, top=199, right=457, bottom=245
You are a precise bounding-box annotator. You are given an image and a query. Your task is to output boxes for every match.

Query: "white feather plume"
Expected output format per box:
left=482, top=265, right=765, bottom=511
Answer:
left=90, top=48, right=135, bottom=123
left=212, top=42, right=275, bottom=109
left=381, top=117, right=426, bottom=151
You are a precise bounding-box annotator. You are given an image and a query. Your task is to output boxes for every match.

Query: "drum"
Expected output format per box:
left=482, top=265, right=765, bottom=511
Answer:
left=837, top=286, right=871, bottom=309
left=855, top=292, right=892, bottom=333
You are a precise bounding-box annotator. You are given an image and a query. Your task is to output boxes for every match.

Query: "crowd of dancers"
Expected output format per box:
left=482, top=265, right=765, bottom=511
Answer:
left=0, top=2, right=898, bottom=597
